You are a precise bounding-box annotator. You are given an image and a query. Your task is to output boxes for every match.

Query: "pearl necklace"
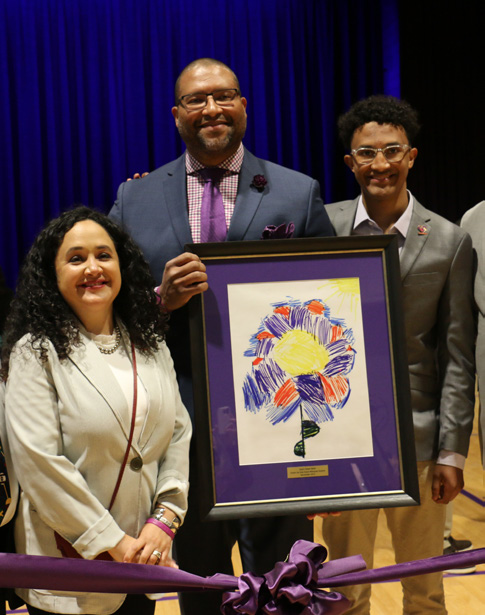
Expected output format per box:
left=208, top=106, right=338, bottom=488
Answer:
left=95, top=326, right=122, bottom=355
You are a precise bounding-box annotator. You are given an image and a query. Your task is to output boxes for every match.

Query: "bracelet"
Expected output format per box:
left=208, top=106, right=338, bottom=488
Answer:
left=151, top=507, right=181, bottom=531
left=146, top=517, right=175, bottom=540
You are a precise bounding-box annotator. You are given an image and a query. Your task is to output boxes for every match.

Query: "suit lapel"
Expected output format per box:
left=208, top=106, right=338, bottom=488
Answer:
left=329, top=199, right=358, bottom=235
left=226, top=149, right=266, bottom=241
left=161, top=154, right=193, bottom=249
left=68, top=338, right=133, bottom=442
left=328, top=197, right=432, bottom=282
left=133, top=347, right=162, bottom=452
left=400, top=200, right=432, bottom=281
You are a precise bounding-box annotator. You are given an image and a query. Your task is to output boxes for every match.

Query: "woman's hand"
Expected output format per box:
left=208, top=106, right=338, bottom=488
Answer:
left=123, top=523, right=177, bottom=568
left=108, top=534, right=138, bottom=562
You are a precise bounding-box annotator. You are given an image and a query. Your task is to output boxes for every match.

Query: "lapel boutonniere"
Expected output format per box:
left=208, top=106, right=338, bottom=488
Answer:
left=417, top=225, right=428, bottom=235
left=251, top=174, right=267, bottom=192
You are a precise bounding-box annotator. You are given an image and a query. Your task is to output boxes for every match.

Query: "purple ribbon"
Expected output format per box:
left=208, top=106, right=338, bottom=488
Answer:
left=325, top=547, right=485, bottom=587
left=0, top=552, right=236, bottom=594
left=2, top=541, right=485, bottom=614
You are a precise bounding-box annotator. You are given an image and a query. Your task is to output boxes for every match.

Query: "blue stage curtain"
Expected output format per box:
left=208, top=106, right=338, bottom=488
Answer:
left=0, top=0, right=399, bottom=287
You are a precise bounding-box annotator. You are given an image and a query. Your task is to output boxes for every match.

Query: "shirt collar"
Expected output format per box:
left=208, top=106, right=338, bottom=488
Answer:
left=353, top=191, right=414, bottom=239
left=185, top=142, right=244, bottom=175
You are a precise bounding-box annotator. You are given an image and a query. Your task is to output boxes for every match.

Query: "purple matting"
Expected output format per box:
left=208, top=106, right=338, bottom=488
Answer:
left=202, top=251, right=402, bottom=505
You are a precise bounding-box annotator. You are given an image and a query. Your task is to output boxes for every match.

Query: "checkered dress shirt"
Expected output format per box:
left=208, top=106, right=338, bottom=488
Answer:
left=186, top=143, right=244, bottom=243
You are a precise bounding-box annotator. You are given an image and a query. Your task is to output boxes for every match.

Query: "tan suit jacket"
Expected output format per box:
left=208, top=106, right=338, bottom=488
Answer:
left=326, top=198, right=475, bottom=461
left=5, top=326, right=191, bottom=613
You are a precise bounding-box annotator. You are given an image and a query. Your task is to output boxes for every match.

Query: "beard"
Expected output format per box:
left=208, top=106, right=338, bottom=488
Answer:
left=176, top=113, right=247, bottom=161
left=196, top=127, right=234, bottom=151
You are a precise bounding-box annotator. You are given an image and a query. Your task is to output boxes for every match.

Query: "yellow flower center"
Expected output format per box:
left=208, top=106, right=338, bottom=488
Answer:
left=273, top=330, right=329, bottom=377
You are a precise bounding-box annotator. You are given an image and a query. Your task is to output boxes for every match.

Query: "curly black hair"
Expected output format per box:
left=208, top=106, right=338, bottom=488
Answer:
left=338, top=95, right=421, bottom=150
left=1, top=207, right=167, bottom=377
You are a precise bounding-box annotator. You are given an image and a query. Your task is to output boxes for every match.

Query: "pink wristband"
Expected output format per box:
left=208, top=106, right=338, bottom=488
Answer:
left=146, top=517, right=175, bottom=540
left=154, top=286, right=162, bottom=305
left=154, top=286, right=171, bottom=314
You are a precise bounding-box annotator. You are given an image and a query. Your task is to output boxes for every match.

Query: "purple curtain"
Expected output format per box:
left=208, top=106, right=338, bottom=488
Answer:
left=0, top=0, right=400, bottom=287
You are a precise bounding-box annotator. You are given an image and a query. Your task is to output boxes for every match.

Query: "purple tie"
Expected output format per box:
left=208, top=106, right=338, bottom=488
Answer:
left=199, top=167, right=227, bottom=243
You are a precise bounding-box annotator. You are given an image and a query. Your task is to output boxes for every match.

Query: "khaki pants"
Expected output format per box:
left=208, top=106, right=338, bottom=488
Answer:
left=321, top=461, right=447, bottom=615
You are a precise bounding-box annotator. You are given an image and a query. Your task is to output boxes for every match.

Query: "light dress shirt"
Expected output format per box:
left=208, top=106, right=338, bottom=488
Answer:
left=352, top=193, right=414, bottom=252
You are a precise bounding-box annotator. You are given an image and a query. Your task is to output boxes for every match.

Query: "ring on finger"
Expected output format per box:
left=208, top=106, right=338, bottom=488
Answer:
left=152, top=549, right=162, bottom=563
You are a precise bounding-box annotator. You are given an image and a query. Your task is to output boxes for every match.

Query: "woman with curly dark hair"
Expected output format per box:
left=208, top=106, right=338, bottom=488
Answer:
left=2, top=207, right=191, bottom=615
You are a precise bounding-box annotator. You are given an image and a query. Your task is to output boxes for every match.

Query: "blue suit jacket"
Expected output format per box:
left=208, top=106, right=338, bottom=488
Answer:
left=110, top=148, right=333, bottom=413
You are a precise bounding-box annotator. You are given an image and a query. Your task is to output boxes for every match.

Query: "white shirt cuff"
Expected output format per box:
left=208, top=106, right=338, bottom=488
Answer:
left=437, top=450, right=466, bottom=470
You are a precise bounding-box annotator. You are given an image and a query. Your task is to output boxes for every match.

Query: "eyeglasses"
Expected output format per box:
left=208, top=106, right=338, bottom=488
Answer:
left=178, top=88, right=240, bottom=110
left=351, top=144, right=412, bottom=165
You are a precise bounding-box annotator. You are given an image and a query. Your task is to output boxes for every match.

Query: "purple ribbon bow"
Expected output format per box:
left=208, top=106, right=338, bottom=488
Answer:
left=220, top=541, right=363, bottom=614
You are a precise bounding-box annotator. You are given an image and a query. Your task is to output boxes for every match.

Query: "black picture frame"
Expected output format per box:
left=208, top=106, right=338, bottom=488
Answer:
left=188, top=236, right=419, bottom=521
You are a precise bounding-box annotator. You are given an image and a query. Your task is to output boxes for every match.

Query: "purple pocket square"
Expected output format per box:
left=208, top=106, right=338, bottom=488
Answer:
left=261, top=222, right=295, bottom=239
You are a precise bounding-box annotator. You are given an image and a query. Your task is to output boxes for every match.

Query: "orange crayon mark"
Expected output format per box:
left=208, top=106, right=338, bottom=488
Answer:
left=307, top=300, right=324, bottom=315
left=330, top=325, right=343, bottom=342
left=274, top=306, right=290, bottom=318
left=274, top=379, right=299, bottom=407
left=256, top=331, right=275, bottom=340
left=318, top=373, right=349, bottom=404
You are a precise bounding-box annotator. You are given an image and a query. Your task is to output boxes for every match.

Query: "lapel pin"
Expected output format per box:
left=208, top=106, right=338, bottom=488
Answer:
left=251, top=174, right=267, bottom=192
left=417, top=225, right=428, bottom=235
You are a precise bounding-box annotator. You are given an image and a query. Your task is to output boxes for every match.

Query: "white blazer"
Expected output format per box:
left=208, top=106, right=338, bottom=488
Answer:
left=0, top=382, right=18, bottom=527
left=5, top=325, right=191, bottom=614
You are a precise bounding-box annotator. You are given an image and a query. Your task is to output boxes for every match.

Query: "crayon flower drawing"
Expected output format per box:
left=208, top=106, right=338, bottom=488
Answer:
left=242, top=298, right=356, bottom=458
left=227, top=278, right=373, bottom=466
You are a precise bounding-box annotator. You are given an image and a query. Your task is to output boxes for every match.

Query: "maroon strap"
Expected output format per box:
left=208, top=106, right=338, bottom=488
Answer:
left=108, top=341, right=138, bottom=511
left=54, top=532, right=113, bottom=560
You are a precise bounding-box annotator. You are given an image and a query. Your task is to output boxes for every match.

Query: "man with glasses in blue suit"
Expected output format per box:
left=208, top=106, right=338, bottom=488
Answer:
left=110, top=57, right=333, bottom=615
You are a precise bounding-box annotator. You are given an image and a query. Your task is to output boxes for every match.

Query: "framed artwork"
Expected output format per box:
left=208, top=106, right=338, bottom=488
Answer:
left=187, top=236, right=419, bottom=521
